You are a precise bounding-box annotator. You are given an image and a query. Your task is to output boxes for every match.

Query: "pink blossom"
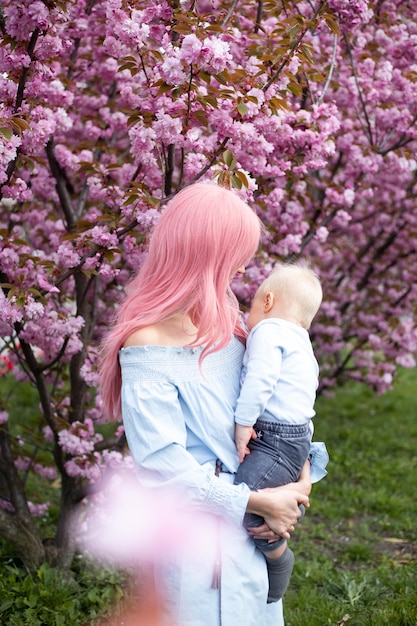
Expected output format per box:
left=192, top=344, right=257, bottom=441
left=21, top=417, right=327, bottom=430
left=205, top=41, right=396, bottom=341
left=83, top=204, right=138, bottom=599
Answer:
left=65, top=454, right=102, bottom=481
left=200, top=37, right=232, bottom=73
left=0, top=135, right=21, bottom=184
left=315, top=227, right=329, bottom=243
left=33, top=463, right=57, bottom=480
left=129, top=123, right=158, bottom=167
left=396, top=354, right=416, bottom=368
left=115, top=9, right=150, bottom=48
left=37, top=276, right=59, bottom=294
left=57, top=242, right=82, bottom=268
left=153, top=114, right=184, bottom=146
left=15, top=456, right=30, bottom=471
left=78, top=471, right=236, bottom=567
left=327, top=0, right=372, bottom=29
left=183, top=152, right=209, bottom=179
left=3, top=0, right=49, bottom=41
left=58, top=419, right=102, bottom=456
left=276, top=233, right=303, bottom=255
left=59, top=430, right=96, bottom=455
left=179, top=34, right=203, bottom=64
left=179, top=34, right=232, bottom=73
left=42, top=426, right=54, bottom=442
left=1, top=177, right=32, bottom=202
left=115, top=425, right=125, bottom=439
left=160, top=53, right=186, bottom=85
left=287, top=56, right=301, bottom=74
left=89, top=226, right=119, bottom=249
left=0, top=410, right=9, bottom=425
left=28, top=501, right=50, bottom=517
left=101, top=449, right=134, bottom=470
left=0, top=293, right=23, bottom=327
left=83, top=255, right=101, bottom=271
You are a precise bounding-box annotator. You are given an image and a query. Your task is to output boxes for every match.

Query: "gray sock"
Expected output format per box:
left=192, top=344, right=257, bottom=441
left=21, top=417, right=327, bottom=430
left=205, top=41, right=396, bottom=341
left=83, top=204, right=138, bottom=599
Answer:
left=265, top=546, right=295, bottom=603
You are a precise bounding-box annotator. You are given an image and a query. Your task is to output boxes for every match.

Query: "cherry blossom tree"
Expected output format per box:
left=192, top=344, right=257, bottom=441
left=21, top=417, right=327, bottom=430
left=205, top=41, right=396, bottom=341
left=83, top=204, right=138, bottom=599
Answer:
left=0, top=0, right=416, bottom=571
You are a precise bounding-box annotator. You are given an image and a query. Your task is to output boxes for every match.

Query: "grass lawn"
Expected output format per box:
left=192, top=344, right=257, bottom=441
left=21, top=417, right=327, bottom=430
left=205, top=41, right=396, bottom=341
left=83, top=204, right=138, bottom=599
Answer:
left=284, top=368, right=417, bottom=626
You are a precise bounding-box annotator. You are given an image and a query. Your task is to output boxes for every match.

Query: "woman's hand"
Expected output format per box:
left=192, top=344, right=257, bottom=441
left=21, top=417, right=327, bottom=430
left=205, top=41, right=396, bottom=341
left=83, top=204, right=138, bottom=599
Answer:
left=246, top=487, right=309, bottom=540
left=247, top=522, right=283, bottom=543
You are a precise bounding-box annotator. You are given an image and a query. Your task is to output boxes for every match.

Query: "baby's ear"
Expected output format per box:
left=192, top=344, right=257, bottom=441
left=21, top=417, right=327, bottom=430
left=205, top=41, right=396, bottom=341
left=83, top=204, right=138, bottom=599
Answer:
left=264, top=291, right=274, bottom=312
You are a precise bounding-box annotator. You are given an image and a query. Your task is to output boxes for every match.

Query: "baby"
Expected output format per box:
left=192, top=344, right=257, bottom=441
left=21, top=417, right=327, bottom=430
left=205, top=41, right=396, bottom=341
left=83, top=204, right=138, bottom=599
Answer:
left=234, top=262, right=327, bottom=603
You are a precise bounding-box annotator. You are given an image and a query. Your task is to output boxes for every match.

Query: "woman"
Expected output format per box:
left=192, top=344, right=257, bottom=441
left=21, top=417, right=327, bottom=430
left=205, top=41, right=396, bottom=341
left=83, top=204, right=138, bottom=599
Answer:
left=100, top=183, right=311, bottom=625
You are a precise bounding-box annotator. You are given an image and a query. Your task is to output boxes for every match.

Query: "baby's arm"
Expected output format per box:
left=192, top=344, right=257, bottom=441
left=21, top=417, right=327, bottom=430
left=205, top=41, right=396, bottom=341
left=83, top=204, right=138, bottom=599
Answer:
left=235, top=323, right=283, bottom=427
left=235, top=423, right=256, bottom=463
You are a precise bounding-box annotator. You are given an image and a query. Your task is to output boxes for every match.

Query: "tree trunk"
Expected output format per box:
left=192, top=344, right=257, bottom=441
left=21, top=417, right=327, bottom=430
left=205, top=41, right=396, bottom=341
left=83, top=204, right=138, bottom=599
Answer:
left=55, top=475, right=84, bottom=571
left=0, top=507, right=46, bottom=570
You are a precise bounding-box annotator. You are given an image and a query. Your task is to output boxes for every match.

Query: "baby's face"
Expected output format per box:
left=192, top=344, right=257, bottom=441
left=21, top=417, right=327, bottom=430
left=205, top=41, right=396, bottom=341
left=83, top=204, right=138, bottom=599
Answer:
left=247, top=291, right=265, bottom=331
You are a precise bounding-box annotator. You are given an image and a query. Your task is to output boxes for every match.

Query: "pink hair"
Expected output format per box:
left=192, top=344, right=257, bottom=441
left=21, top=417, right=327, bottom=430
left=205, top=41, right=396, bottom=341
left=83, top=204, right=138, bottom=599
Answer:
left=100, top=183, right=262, bottom=420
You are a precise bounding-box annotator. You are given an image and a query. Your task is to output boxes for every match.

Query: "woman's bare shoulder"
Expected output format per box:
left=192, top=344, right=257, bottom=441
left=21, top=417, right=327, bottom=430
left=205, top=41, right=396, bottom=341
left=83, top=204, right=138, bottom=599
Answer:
left=123, top=326, right=162, bottom=347
left=123, top=317, right=198, bottom=348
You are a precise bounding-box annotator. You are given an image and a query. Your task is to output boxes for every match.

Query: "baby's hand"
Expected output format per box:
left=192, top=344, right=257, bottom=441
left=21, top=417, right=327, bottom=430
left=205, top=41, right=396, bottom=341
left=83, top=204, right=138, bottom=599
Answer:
left=235, top=424, right=256, bottom=464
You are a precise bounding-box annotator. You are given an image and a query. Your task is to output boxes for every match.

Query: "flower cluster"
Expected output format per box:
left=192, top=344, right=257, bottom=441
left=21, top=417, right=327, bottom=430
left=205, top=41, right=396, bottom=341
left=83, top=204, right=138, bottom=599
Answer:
left=58, top=419, right=103, bottom=456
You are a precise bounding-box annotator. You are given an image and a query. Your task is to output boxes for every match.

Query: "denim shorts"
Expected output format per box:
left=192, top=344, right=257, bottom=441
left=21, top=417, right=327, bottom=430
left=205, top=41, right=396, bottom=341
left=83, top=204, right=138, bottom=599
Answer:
left=234, top=419, right=311, bottom=553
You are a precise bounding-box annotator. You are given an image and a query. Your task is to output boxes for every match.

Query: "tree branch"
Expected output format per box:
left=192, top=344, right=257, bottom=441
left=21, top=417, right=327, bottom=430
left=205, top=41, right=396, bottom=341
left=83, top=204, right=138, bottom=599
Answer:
left=263, top=1, right=325, bottom=93
left=344, top=35, right=374, bottom=146
left=317, top=33, right=338, bottom=105
left=222, top=0, right=240, bottom=28
left=46, top=140, right=76, bottom=230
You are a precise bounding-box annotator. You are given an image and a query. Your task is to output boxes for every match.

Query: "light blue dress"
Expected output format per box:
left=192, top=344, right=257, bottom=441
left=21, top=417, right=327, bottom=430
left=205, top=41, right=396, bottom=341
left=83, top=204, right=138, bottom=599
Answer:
left=120, top=336, right=285, bottom=626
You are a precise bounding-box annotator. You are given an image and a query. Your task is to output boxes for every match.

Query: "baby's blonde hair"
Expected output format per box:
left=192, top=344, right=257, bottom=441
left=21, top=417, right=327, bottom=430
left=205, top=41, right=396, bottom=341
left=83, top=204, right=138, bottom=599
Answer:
left=258, top=262, right=322, bottom=329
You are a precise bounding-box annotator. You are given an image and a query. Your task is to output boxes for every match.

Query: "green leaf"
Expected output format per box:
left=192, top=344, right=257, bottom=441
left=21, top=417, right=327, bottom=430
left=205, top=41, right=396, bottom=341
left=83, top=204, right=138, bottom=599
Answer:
left=214, top=71, right=230, bottom=85
left=231, top=173, right=243, bottom=189
left=287, top=81, right=303, bottom=97
left=171, top=23, right=192, bottom=35
left=123, top=194, right=139, bottom=206
left=0, top=127, right=12, bottom=141
left=199, top=70, right=211, bottom=84
left=323, top=13, right=340, bottom=35
left=234, top=170, right=249, bottom=188
left=299, top=42, right=315, bottom=65
left=156, top=82, right=173, bottom=95
left=223, top=150, right=236, bottom=169
left=194, top=110, right=208, bottom=127
left=237, top=101, right=248, bottom=116
left=10, top=117, right=29, bottom=132
left=200, top=95, right=218, bottom=109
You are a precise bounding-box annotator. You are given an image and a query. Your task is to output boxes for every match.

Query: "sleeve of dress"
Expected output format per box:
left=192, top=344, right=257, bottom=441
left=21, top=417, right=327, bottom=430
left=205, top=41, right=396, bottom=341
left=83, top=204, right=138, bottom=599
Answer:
left=234, top=323, right=283, bottom=426
left=122, top=379, right=250, bottom=528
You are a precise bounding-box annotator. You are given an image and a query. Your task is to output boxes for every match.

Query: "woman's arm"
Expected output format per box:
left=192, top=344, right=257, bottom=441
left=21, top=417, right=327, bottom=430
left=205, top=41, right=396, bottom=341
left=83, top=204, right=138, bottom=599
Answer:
left=122, top=378, right=253, bottom=528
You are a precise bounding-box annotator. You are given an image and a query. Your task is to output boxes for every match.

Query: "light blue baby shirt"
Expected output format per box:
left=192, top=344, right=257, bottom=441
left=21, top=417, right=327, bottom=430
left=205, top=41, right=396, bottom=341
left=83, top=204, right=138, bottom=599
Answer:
left=235, top=318, right=319, bottom=427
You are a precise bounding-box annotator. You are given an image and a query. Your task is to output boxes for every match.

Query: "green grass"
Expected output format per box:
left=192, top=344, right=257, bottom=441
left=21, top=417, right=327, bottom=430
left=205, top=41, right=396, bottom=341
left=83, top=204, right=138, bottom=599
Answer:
left=0, top=557, right=128, bottom=626
left=1, top=369, right=416, bottom=624
left=284, top=368, right=417, bottom=626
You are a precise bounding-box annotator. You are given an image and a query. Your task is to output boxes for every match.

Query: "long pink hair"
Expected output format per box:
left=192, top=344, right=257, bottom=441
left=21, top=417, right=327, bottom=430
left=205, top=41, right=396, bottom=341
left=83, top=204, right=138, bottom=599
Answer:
left=100, top=183, right=262, bottom=419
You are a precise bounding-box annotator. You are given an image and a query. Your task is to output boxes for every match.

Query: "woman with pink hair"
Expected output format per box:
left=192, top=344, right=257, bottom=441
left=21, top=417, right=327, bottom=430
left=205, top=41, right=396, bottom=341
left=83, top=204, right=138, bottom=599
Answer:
left=100, top=183, right=310, bottom=626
